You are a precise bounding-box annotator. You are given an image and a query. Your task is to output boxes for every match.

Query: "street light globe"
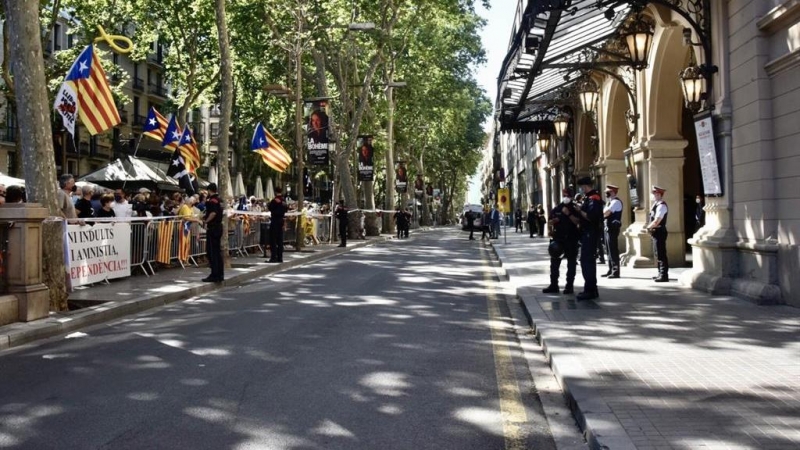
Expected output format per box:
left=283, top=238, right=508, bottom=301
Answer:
left=621, top=16, right=654, bottom=70
left=553, top=114, right=569, bottom=139
left=537, top=132, right=551, bottom=154
left=577, top=79, right=599, bottom=114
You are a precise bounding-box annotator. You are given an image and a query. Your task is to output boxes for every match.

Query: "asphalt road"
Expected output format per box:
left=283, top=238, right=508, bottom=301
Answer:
left=0, top=229, right=559, bottom=450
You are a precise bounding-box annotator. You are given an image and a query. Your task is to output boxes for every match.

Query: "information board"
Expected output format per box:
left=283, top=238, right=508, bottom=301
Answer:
left=694, top=113, right=722, bottom=196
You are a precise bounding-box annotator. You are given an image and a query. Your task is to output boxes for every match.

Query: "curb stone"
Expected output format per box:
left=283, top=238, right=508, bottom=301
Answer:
left=490, top=241, right=636, bottom=450
left=0, top=236, right=392, bottom=352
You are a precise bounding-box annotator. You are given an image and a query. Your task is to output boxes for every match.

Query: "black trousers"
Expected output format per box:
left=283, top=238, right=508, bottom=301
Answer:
left=515, top=220, right=522, bottom=232
left=580, top=232, right=598, bottom=293
left=468, top=225, right=474, bottom=239
left=339, top=221, right=348, bottom=245
left=605, top=227, right=621, bottom=275
left=550, top=240, right=578, bottom=287
left=652, top=230, right=669, bottom=278
left=269, top=221, right=284, bottom=261
left=527, top=222, right=535, bottom=237
left=206, top=227, right=223, bottom=280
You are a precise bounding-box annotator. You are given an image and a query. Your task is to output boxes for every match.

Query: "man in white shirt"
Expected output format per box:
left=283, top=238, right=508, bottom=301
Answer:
left=56, top=174, right=77, bottom=219
left=646, top=186, right=669, bottom=282
left=112, top=189, right=133, bottom=218
left=602, top=184, right=624, bottom=278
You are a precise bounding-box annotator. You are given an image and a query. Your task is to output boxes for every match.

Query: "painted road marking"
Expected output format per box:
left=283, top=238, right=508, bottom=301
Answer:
left=483, top=254, right=528, bottom=450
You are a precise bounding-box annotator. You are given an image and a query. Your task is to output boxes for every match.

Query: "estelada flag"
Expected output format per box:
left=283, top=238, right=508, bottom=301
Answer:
left=54, top=44, right=120, bottom=136
left=162, top=115, right=182, bottom=151
left=178, top=220, right=191, bottom=263
left=177, top=125, right=201, bottom=173
left=143, top=106, right=169, bottom=143
left=156, top=220, right=174, bottom=264
left=251, top=122, right=292, bottom=173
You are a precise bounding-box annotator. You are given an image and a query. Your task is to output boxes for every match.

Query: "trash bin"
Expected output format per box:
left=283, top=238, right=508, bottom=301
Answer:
left=259, top=220, right=271, bottom=247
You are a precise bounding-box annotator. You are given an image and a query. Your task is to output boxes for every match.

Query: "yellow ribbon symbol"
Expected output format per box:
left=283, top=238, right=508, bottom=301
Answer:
left=93, top=25, right=133, bottom=54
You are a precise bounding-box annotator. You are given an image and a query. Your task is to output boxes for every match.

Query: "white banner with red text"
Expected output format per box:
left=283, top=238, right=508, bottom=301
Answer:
left=66, top=222, right=131, bottom=286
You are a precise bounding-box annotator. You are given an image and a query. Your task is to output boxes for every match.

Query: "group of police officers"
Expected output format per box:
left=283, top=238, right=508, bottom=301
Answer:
left=543, top=178, right=670, bottom=301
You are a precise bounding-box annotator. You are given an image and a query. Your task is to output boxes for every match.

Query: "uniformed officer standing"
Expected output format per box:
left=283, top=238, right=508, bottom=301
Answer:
left=543, top=188, right=581, bottom=295
left=646, top=186, right=669, bottom=282
left=602, top=184, right=623, bottom=278
left=575, top=177, right=604, bottom=300
left=202, top=183, right=224, bottom=282
left=335, top=200, right=348, bottom=247
left=267, top=187, right=288, bottom=263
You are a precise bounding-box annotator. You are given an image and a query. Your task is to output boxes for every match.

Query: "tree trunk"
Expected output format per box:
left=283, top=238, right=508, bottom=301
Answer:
left=4, top=0, right=68, bottom=310
left=214, top=0, right=232, bottom=268
left=383, top=82, right=396, bottom=234
left=364, top=181, right=379, bottom=236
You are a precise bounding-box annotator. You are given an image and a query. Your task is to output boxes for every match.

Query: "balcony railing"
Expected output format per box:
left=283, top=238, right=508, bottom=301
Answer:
left=148, top=53, right=165, bottom=67
left=132, top=77, right=144, bottom=91
left=132, top=114, right=146, bottom=126
left=148, top=84, right=167, bottom=98
left=1, top=127, right=15, bottom=143
left=119, top=111, right=128, bottom=124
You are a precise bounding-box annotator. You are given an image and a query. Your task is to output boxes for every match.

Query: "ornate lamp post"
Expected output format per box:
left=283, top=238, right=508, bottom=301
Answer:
left=577, top=79, right=599, bottom=114
left=536, top=131, right=551, bottom=155
left=553, top=114, right=570, bottom=140
left=679, top=64, right=706, bottom=113
left=620, top=13, right=654, bottom=71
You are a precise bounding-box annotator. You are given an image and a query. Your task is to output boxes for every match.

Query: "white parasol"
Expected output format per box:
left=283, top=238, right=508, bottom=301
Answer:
left=0, top=172, right=25, bottom=187
left=208, top=166, right=218, bottom=185
left=235, top=172, right=246, bottom=198
left=254, top=176, right=264, bottom=199
left=265, top=177, right=275, bottom=200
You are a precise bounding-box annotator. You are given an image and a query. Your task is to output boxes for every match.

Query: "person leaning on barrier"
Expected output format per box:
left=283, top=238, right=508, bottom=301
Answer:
left=543, top=188, right=581, bottom=295
left=201, top=183, right=224, bottom=283
left=97, top=194, right=116, bottom=218
left=75, top=185, right=95, bottom=219
left=57, top=174, right=77, bottom=219
left=5, top=185, right=25, bottom=204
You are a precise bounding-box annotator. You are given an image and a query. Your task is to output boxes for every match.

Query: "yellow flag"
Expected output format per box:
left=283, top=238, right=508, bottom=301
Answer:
left=497, top=188, right=510, bottom=213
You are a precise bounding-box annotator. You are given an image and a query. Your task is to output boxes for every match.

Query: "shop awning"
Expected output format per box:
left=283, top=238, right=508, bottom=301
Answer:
left=498, top=0, right=631, bottom=131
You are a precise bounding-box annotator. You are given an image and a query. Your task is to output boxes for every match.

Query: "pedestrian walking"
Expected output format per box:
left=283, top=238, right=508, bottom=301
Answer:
left=403, top=208, right=412, bottom=238
left=490, top=206, right=500, bottom=239
left=481, top=208, right=491, bottom=240
left=394, top=208, right=407, bottom=239
left=543, top=188, right=580, bottom=295
left=575, top=177, right=604, bottom=301
left=336, top=200, right=348, bottom=247
left=526, top=205, right=536, bottom=237
left=466, top=210, right=476, bottom=240
left=202, top=183, right=224, bottom=283
left=647, top=186, right=670, bottom=282
left=267, top=187, right=288, bottom=262
left=602, top=184, right=623, bottom=279
left=536, top=204, right=546, bottom=237
left=514, top=208, right=523, bottom=233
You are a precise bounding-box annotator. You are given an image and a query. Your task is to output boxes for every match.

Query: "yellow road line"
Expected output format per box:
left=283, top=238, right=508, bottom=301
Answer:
left=483, top=254, right=528, bottom=450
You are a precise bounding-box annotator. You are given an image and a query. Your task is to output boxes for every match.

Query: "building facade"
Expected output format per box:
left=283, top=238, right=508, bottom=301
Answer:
left=494, top=0, right=800, bottom=306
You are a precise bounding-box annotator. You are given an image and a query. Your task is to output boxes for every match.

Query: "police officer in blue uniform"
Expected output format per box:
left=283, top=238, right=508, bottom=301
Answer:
left=267, top=187, right=288, bottom=263
left=602, top=184, right=623, bottom=278
left=575, top=177, right=604, bottom=300
left=543, top=188, right=581, bottom=295
left=646, top=186, right=669, bottom=282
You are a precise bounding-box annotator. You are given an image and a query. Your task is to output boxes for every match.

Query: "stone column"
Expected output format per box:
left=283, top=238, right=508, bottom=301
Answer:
left=0, top=204, right=50, bottom=322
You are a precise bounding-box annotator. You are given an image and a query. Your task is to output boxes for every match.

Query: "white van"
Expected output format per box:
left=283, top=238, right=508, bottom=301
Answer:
left=460, top=204, right=484, bottom=230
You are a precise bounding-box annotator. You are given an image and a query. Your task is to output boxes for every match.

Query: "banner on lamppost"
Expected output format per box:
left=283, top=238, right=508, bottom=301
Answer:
left=304, top=98, right=330, bottom=165
left=395, top=161, right=408, bottom=193
left=357, top=135, right=374, bottom=181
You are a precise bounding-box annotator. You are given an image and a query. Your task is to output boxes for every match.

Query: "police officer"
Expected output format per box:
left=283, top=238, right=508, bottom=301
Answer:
left=543, top=188, right=581, bottom=295
left=646, top=186, right=669, bottom=282
left=202, top=183, right=224, bottom=282
left=514, top=208, right=523, bottom=233
left=394, top=208, right=407, bottom=239
left=335, top=200, right=348, bottom=247
left=602, top=184, right=623, bottom=278
left=267, top=187, right=288, bottom=263
left=575, top=177, right=604, bottom=300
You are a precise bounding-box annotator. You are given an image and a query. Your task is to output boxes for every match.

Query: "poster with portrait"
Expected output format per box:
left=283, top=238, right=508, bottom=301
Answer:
left=395, top=161, right=408, bottom=193
left=357, top=135, right=374, bottom=181
left=304, top=98, right=330, bottom=165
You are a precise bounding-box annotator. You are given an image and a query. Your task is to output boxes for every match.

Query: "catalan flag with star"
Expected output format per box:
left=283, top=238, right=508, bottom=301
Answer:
left=161, top=115, right=182, bottom=151
left=177, top=125, right=201, bottom=173
left=143, top=106, right=169, bottom=143
left=251, top=122, right=292, bottom=172
left=54, top=44, right=120, bottom=137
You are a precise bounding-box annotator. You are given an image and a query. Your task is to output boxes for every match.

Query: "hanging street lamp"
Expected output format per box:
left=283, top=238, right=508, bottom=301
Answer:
left=577, top=78, right=599, bottom=114
left=553, top=114, right=570, bottom=140
left=537, top=131, right=551, bottom=154
left=620, top=14, right=654, bottom=71
left=680, top=64, right=706, bottom=113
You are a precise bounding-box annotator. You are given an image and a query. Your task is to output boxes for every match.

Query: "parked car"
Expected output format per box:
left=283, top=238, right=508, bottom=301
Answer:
left=460, top=204, right=484, bottom=230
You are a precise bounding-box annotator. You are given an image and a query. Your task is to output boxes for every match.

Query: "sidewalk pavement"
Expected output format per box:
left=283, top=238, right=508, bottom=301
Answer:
left=0, top=235, right=395, bottom=351
left=490, top=229, right=800, bottom=450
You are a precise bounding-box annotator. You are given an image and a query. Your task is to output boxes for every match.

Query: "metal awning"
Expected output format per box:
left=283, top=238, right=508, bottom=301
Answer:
left=498, top=0, right=631, bottom=131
